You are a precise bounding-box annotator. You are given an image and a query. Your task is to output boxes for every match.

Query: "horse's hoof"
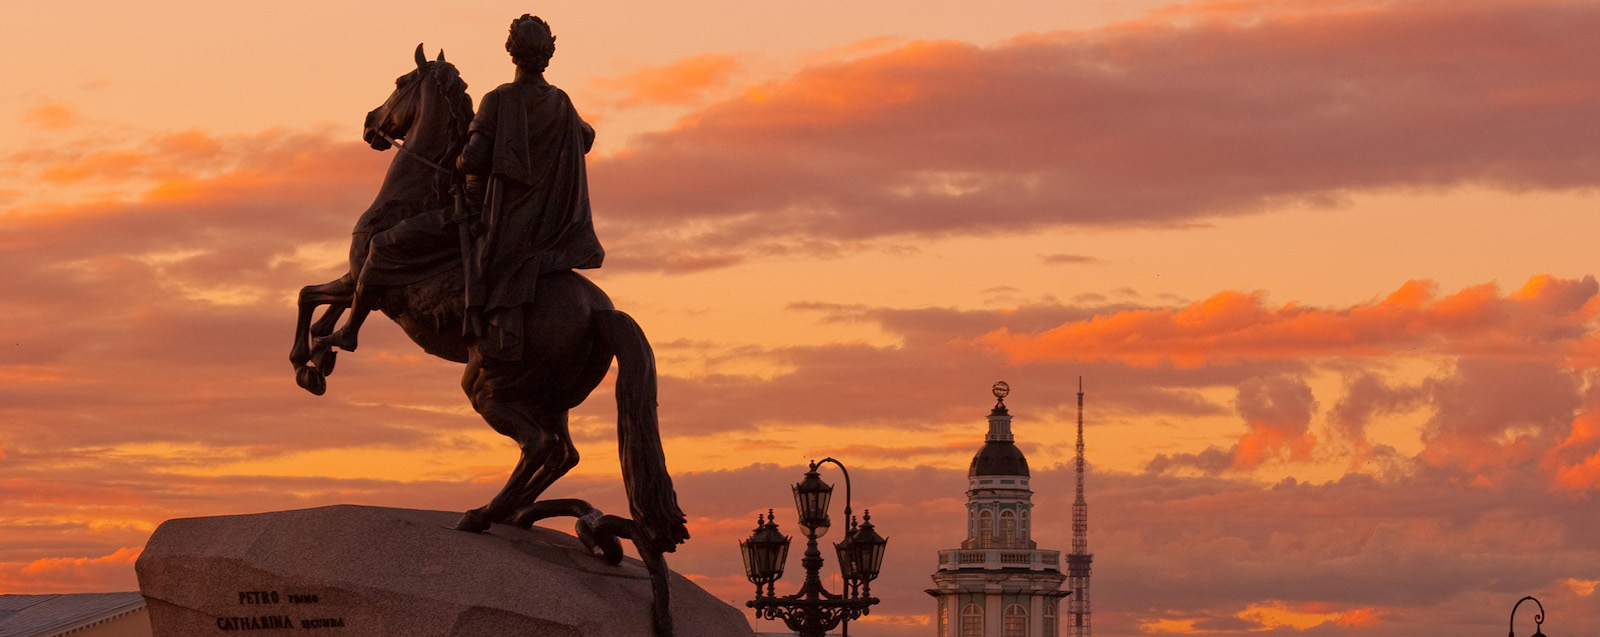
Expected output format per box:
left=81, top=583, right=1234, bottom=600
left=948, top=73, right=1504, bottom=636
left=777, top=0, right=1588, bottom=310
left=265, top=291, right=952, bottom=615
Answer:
left=454, top=509, right=492, bottom=533
left=578, top=515, right=626, bottom=565
left=295, top=366, right=326, bottom=396
left=507, top=509, right=535, bottom=529
left=313, top=346, right=337, bottom=375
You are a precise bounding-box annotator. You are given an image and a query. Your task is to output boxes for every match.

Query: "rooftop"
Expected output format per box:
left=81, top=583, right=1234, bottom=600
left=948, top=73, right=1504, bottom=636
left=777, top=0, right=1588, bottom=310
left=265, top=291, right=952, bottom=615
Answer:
left=0, top=593, right=145, bottom=637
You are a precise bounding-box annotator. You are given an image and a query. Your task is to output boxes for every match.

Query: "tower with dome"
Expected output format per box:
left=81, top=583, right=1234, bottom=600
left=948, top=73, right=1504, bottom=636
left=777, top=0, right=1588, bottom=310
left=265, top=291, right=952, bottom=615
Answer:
left=927, top=382, right=1070, bottom=637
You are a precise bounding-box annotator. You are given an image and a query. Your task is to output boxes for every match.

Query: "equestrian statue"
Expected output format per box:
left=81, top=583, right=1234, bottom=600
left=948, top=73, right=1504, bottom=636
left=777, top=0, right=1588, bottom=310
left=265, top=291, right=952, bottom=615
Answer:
left=287, top=16, right=687, bottom=636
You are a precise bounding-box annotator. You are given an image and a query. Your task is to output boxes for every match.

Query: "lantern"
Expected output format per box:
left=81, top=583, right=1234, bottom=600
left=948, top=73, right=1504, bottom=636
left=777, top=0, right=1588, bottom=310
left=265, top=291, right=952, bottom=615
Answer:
left=833, top=522, right=857, bottom=583
left=791, top=461, right=833, bottom=539
left=740, top=510, right=790, bottom=591
left=840, top=510, right=887, bottom=585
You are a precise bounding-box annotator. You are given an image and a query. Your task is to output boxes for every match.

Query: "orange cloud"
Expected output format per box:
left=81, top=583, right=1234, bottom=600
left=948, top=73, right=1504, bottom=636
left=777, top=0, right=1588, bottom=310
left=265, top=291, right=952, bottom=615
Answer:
left=1336, top=607, right=1382, bottom=627
left=40, top=149, right=152, bottom=184
left=594, top=54, right=742, bottom=108
left=984, top=276, right=1600, bottom=368
left=1234, top=600, right=1384, bottom=630
left=1236, top=601, right=1342, bottom=630
left=854, top=613, right=930, bottom=628
left=1568, top=577, right=1599, bottom=597
left=0, top=547, right=140, bottom=594
left=23, top=102, right=80, bottom=131
left=1546, top=395, right=1600, bottom=490
left=1137, top=617, right=1199, bottom=633
left=18, top=547, right=138, bottom=575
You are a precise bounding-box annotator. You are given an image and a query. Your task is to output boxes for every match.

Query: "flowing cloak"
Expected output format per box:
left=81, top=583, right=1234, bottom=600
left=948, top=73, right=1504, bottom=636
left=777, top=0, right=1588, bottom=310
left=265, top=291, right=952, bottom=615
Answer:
left=462, top=79, right=604, bottom=361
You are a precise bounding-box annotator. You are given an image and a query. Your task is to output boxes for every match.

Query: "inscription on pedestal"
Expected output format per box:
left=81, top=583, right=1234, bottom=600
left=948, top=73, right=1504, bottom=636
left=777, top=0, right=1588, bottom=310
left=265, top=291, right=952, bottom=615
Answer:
left=214, top=590, right=346, bottom=631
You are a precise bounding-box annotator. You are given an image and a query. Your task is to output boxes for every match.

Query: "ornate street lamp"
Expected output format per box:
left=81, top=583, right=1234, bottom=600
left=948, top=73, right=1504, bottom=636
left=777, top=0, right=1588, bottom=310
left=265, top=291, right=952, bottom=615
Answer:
left=741, top=458, right=887, bottom=637
left=1509, top=596, right=1547, bottom=637
left=739, top=510, right=790, bottom=597
left=835, top=511, right=886, bottom=599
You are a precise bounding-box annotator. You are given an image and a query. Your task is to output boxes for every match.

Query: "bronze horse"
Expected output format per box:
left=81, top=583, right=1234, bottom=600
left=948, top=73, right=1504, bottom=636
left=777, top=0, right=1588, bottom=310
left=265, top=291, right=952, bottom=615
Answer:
left=287, top=46, right=686, bottom=634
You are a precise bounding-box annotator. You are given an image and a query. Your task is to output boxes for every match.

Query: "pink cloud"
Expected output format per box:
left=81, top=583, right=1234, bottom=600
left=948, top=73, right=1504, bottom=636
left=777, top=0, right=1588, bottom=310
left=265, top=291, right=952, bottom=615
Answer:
left=13, top=1, right=1595, bottom=278
left=1328, top=373, right=1426, bottom=451
left=1233, top=375, right=1318, bottom=470
left=585, top=0, right=1600, bottom=263
left=1417, top=358, right=1583, bottom=479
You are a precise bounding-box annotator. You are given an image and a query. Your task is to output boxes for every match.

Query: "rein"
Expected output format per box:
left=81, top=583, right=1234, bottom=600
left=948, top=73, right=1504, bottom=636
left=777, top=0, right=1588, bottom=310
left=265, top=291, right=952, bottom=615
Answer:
left=378, top=130, right=455, bottom=176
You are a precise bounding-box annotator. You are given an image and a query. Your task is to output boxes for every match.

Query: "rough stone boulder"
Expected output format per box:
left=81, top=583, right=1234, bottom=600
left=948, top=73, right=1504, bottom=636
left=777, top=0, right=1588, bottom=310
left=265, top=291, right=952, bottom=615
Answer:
left=135, top=505, right=754, bottom=637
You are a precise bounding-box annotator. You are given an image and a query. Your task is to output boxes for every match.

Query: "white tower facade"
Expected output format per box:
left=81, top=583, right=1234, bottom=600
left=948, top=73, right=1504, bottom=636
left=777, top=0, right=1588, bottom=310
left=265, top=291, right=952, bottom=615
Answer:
left=928, top=382, right=1066, bottom=637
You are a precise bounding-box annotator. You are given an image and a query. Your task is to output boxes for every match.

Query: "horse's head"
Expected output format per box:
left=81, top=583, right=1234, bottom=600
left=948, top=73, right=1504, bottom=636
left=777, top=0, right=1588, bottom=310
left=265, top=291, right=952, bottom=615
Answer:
left=363, top=44, right=470, bottom=152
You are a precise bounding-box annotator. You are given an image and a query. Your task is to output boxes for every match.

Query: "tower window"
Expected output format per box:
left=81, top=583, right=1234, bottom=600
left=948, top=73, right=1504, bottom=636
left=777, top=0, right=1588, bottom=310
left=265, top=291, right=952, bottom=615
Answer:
left=1000, top=511, right=1017, bottom=546
left=979, top=510, right=995, bottom=548
left=961, top=604, right=984, bottom=637
left=1004, top=603, right=1028, bottom=637
left=1044, top=601, right=1056, bottom=637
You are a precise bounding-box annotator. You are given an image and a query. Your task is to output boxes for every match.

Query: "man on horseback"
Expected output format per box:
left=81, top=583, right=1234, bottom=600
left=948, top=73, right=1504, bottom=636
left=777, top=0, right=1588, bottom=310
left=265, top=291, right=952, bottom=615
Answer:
left=292, top=29, right=684, bottom=635
left=459, top=14, right=604, bottom=361
left=323, top=14, right=603, bottom=361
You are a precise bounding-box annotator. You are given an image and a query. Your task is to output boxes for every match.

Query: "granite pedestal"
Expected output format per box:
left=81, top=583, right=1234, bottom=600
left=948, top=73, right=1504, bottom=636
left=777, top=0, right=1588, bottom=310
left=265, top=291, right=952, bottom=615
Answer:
left=135, top=505, right=753, bottom=637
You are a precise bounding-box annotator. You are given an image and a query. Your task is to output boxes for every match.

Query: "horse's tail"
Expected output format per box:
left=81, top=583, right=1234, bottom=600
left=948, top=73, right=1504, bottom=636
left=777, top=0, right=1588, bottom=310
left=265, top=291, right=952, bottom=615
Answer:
left=596, top=309, right=689, bottom=554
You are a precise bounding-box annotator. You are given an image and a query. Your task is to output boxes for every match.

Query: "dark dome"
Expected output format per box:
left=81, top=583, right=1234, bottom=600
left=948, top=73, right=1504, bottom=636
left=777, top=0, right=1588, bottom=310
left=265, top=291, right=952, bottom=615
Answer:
left=968, top=440, right=1030, bottom=477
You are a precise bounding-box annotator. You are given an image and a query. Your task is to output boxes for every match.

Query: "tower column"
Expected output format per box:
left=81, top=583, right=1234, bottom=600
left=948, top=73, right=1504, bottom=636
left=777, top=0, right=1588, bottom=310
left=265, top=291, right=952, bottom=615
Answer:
left=985, top=587, right=1001, bottom=637
left=1030, top=591, right=1044, bottom=637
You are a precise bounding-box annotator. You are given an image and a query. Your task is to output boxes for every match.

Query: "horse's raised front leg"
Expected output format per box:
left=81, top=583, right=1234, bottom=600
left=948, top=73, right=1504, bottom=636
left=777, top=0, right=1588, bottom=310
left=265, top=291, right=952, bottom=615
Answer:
left=291, top=277, right=352, bottom=395
left=307, top=305, right=346, bottom=376
left=309, top=302, right=345, bottom=339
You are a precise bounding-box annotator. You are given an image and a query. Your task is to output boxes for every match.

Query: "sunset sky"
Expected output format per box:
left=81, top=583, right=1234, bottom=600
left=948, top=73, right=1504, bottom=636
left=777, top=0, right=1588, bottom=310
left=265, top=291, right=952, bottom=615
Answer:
left=3, top=1, right=1599, bottom=635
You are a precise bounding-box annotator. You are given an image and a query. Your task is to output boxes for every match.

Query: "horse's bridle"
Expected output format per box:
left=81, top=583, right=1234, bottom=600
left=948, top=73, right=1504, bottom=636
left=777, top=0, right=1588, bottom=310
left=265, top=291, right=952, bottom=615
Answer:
left=377, top=130, right=454, bottom=176
left=376, top=63, right=468, bottom=178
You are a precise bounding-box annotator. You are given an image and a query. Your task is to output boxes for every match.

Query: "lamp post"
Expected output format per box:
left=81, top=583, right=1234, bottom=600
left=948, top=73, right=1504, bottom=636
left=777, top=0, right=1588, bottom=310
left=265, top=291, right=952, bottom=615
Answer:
left=1509, top=596, right=1547, bottom=637
left=739, top=458, right=887, bottom=637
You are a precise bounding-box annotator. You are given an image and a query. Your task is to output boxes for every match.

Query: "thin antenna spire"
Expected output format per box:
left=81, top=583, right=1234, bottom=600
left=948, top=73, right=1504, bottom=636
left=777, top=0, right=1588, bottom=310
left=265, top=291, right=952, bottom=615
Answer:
left=1073, top=377, right=1086, bottom=554
left=1069, top=377, right=1092, bottom=637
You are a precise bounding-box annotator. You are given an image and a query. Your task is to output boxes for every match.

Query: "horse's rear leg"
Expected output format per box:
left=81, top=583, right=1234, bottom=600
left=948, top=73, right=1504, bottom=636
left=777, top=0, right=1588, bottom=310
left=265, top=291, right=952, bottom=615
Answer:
left=455, top=419, right=566, bottom=532
left=457, top=358, right=572, bottom=531
left=456, top=442, right=544, bottom=532
left=506, top=411, right=578, bottom=516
